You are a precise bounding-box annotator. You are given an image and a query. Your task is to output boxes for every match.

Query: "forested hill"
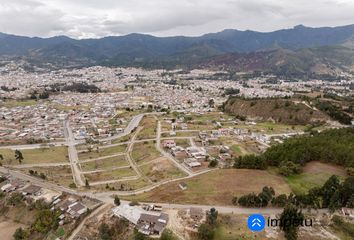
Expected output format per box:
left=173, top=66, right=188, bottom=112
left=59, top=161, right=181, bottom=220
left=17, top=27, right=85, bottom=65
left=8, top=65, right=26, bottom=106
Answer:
left=234, top=127, right=354, bottom=173
left=1, top=24, right=354, bottom=74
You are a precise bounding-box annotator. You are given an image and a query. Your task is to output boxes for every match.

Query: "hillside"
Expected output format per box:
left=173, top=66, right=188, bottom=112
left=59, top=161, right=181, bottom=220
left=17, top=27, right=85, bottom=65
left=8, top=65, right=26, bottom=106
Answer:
left=223, top=97, right=329, bottom=125
left=1, top=24, right=354, bottom=72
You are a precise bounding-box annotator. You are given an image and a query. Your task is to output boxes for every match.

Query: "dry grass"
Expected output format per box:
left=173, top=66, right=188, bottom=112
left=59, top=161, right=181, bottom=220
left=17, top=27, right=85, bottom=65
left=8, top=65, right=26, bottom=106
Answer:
left=126, top=169, right=291, bottom=205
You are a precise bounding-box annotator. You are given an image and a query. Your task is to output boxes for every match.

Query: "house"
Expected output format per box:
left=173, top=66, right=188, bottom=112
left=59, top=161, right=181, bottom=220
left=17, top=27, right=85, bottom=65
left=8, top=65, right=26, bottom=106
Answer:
left=179, top=182, right=188, bottom=190
left=137, top=213, right=169, bottom=236
left=184, top=158, right=201, bottom=168
left=113, top=205, right=169, bottom=236
left=162, top=140, right=176, bottom=148
left=21, top=185, right=42, bottom=196
left=67, top=202, right=88, bottom=218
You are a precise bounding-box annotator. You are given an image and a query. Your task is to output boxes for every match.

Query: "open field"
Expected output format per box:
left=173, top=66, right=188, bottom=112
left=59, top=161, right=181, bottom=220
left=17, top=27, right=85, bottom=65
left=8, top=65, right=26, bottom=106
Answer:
left=0, top=146, right=68, bottom=165
left=0, top=99, right=39, bottom=108
left=0, top=221, right=27, bottom=240
left=139, top=157, right=186, bottom=182
left=126, top=169, right=291, bottom=205
left=213, top=214, right=275, bottom=240
left=91, top=178, right=151, bottom=192
left=80, top=155, right=129, bottom=171
left=161, top=131, right=199, bottom=138
left=84, top=168, right=137, bottom=182
left=78, top=144, right=127, bottom=160
left=19, top=166, right=74, bottom=187
left=236, top=122, right=306, bottom=134
left=136, top=116, right=157, bottom=140
left=131, top=141, right=161, bottom=164
left=286, top=161, right=347, bottom=195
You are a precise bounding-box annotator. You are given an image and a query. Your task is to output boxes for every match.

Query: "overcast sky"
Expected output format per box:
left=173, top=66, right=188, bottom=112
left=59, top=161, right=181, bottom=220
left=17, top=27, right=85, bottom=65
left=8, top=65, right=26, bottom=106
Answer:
left=0, top=0, right=354, bottom=39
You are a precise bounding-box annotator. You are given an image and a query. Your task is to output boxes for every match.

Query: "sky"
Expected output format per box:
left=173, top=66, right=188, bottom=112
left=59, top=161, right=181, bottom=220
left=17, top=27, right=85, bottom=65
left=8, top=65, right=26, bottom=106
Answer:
left=0, top=0, right=354, bottom=39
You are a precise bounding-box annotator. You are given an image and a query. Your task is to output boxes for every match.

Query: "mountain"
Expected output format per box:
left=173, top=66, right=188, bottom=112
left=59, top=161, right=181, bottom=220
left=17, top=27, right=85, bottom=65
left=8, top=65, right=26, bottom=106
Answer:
left=1, top=24, right=354, bottom=73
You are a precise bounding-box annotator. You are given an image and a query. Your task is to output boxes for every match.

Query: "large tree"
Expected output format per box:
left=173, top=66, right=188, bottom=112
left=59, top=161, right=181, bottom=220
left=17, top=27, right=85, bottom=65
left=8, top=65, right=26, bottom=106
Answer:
left=14, top=150, right=24, bottom=164
left=280, top=204, right=304, bottom=240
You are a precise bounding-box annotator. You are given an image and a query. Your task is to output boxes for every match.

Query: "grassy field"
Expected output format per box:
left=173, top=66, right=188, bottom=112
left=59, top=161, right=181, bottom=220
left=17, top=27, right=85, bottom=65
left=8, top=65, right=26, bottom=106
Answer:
left=139, top=158, right=186, bottom=182
left=0, top=99, right=38, bottom=108
left=0, top=147, right=68, bottom=165
left=80, top=155, right=129, bottom=171
left=236, top=122, right=306, bottom=134
left=84, top=168, right=137, bottom=182
left=285, top=161, right=347, bottom=195
left=136, top=116, right=157, bottom=140
left=91, top=178, right=151, bottom=192
left=78, top=144, right=127, bottom=160
left=19, top=166, right=74, bottom=187
left=213, top=214, right=275, bottom=240
left=131, top=141, right=161, bottom=164
left=126, top=169, right=291, bottom=205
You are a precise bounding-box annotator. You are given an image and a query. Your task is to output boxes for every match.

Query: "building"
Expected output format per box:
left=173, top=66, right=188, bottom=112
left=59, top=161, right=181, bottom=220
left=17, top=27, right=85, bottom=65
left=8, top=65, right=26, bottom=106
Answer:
left=21, top=185, right=42, bottom=196
left=162, top=140, right=176, bottom=148
left=179, top=182, right=188, bottom=190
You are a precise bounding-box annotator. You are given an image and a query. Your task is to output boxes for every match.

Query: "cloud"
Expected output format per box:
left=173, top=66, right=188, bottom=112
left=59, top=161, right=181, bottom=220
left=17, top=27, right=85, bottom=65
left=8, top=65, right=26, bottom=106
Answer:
left=0, top=0, right=353, bottom=38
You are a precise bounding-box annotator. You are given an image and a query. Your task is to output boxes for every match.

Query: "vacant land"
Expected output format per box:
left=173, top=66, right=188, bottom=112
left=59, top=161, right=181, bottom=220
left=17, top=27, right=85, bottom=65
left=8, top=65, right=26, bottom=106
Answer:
left=19, top=166, right=74, bottom=187
left=84, top=168, right=137, bottom=182
left=136, top=116, right=157, bottom=140
left=0, top=99, right=38, bottom=108
left=131, top=141, right=161, bottom=164
left=286, top=161, right=347, bottom=195
left=236, top=122, right=306, bottom=134
left=0, top=146, right=68, bottom=165
left=127, top=169, right=291, bottom=205
left=140, top=158, right=186, bottom=182
left=78, top=144, right=127, bottom=160
left=80, top=155, right=129, bottom=171
left=213, top=214, right=275, bottom=240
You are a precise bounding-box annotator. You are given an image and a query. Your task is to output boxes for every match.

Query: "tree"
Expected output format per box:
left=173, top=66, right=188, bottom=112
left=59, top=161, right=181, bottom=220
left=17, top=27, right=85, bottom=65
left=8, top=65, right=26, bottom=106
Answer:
left=321, top=175, right=340, bottom=208
left=206, top=208, right=218, bottom=226
left=160, top=229, right=176, bottom=240
left=279, top=204, right=304, bottom=240
left=208, top=99, right=215, bottom=108
left=114, top=195, right=121, bottom=206
left=85, top=179, right=90, bottom=188
left=15, top=149, right=24, bottom=164
left=0, top=154, right=3, bottom=160
left=208, top=159, right=218, bottom=168
left=271, top=194, right=288, bottom=207
left=197, top=224, right=214, bottom=240
left=13, top=227, right=27, bottom=240
left=99, top=223, right=112, bottom=240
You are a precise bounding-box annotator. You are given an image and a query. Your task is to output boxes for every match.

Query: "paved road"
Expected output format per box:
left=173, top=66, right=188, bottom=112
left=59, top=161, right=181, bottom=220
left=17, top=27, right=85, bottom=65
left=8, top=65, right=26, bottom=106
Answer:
left=64, top=120, right=84, bottom=187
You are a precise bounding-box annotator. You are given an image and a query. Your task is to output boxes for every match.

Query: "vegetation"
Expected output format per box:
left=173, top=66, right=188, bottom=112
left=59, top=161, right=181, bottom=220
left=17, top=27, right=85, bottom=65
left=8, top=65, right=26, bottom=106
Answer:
left=279, top=204, right=304, bottom=240
left=330, top=215, right=354, bottom=239
left=315, top=101, right=353, bottom=125
left=197, top=208, right=218, bottom=240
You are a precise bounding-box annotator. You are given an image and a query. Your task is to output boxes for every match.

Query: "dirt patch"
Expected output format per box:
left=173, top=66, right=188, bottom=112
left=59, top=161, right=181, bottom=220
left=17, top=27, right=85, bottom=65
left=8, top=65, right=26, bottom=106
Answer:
left=0, top=221, right=27, bottom=240
left=127, top=169, right=291, bottom=205
left=303, top=162, right=347, bottom=176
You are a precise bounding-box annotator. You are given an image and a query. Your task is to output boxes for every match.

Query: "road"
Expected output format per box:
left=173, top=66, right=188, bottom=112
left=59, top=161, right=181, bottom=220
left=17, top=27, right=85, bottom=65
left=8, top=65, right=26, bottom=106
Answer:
left=0, top=167, right=330, bottom=216
left=64, top=120, right=85, bottom=187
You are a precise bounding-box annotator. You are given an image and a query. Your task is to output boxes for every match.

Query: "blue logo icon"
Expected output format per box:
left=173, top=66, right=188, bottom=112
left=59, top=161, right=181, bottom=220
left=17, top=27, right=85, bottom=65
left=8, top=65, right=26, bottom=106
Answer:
left=248, top=214, right=265, bottom=232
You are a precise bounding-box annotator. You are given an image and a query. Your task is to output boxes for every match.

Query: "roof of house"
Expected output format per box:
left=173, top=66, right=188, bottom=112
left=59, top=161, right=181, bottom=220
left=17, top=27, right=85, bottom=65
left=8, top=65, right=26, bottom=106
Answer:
left=22, top=185, right=42, bottom=194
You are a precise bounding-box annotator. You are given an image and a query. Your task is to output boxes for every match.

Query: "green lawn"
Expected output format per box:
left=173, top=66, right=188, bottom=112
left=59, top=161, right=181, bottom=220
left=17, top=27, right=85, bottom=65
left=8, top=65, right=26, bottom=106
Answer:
left=0, top=99, right=38, bottom=108
left=80, top=155, right=129, bottom=171
left=78, top=144, right=127, bottom=160
left=84, top=168, right=137, bottom=182
left=0, top=147, right=69, bottom=165
left=286, top=173, right=342, bottom=195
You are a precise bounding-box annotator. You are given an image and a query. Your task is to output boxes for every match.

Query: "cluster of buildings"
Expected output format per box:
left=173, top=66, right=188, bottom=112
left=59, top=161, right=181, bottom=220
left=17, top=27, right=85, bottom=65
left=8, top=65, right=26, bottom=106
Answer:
left=113, top=204, right=169, bottom=236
